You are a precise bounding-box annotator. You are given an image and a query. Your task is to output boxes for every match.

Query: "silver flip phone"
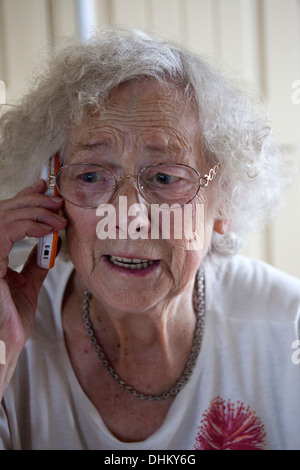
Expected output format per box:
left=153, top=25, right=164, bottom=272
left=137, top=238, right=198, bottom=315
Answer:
left=37, top=154, right=60, bottom=269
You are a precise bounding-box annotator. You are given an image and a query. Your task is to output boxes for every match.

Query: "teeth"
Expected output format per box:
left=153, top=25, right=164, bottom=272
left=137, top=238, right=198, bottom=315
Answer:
left=109, top=256, right=154, bottom=269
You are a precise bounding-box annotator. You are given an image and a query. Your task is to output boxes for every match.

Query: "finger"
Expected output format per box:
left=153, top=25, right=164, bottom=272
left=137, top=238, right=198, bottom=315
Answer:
left=17, top=179, right=47, bottom=196
left=0, top=214, right=66, bottom=276
left=0, top=207, right=67, bottom=228
left=0, top=179, right=64, bottom=211
left=21, top=244, right=52, bottom=293
left=0, top=221, right=54, bottom=278
left=0, top=221, right=53, bottom=257
left=0, top=245, right=50, bottom=321
left=0, top=256, right=9, bottom=279
left=0, top=193, right=64, bottom=212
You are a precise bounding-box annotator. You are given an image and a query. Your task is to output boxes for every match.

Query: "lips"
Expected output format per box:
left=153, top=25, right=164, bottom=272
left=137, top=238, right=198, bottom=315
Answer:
left=109, top=255, right=155, bottom=270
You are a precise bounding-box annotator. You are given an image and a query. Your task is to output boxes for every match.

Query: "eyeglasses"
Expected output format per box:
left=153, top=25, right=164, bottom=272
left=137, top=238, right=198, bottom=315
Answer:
left=48, top=162, right=220, bottom=209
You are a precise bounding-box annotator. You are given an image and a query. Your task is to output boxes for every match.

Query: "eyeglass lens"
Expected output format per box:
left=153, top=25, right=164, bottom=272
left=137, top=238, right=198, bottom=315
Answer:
left=55, top=163, right=201, bottom=208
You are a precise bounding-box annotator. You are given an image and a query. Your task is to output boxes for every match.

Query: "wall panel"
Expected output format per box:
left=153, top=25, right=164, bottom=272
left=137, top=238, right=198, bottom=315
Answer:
left=256, top=0, right=300, bottom=277
left=218, top=0, right=261, bottom=89
left=50, top=0, right=77, bottom=42
left=0, top=1, right=5, bottom=84
left=150, top=0, right=183, bottom=40
left=184, top=0, right=215, bottom=56
left=262, top=0, right=300, bottom=145
left=110, top=0, right=148, bottom=30
left=1, top=0, right=52, bottom=101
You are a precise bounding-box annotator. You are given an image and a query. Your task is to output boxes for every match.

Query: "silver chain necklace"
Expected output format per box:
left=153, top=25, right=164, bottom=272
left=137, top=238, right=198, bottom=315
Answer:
left=82, top=269, right=205, bottom=401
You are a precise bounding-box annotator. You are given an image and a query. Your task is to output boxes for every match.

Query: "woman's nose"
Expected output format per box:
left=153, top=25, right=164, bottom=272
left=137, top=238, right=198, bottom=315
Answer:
left=114, top=175, right=140, bottom=204
left=113, top=175, right=151, bottom=239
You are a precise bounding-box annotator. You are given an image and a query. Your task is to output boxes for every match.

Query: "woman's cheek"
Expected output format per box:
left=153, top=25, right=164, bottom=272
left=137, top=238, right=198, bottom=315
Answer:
left=64, top=206, right=98, bottom=257
left=168, top=197, right=213, bottom=254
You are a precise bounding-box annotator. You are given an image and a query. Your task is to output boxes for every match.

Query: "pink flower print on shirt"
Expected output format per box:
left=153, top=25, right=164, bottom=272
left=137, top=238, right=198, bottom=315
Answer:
left=194, top=396, right=266, bottom=450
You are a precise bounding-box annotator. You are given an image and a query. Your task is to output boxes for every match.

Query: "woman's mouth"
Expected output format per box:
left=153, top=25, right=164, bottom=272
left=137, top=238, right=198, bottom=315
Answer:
left=109, top=256, right=154, bottom=270
left=103, top=253, right=161, bottom=277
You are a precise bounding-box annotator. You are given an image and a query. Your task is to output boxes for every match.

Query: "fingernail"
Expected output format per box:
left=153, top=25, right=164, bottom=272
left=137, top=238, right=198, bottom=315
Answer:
left=54, top=213, right=67, bottom=222
left=50, top=197, right=63, bottom=203
left=40, top=223, right=52, bottom=231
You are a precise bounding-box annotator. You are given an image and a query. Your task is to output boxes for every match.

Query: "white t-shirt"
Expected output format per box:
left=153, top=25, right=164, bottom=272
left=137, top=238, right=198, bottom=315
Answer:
left=0, top=255, right=299, bottom=450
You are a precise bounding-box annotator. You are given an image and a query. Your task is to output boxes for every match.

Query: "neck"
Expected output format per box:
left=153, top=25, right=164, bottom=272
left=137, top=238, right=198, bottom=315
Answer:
left=90, top=284, right=196, bottom=366
left=65, top=270, right=201, bottom=397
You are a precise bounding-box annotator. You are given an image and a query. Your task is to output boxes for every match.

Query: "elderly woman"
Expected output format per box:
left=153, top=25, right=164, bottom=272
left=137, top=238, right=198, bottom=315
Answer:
left=0, top=26, right=299, bottom=451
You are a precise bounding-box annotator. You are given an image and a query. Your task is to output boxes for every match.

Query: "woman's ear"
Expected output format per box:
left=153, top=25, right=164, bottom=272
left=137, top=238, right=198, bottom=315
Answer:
left=213, top=218, right=232, bottom=234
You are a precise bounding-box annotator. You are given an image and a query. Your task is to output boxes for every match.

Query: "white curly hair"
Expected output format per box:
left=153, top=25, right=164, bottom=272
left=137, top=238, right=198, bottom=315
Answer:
left=0, top=25, right=288, bottom=260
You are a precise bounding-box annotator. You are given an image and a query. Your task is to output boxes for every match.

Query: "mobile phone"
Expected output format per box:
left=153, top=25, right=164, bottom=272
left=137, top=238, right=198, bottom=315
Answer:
left=37, top=154, right=60, bottom=269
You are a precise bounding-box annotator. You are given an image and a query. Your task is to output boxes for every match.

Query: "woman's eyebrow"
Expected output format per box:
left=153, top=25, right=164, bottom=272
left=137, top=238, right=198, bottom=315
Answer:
left=72, top=142, right=108, bottom=152
left=144, top=142, right=192, bottom=156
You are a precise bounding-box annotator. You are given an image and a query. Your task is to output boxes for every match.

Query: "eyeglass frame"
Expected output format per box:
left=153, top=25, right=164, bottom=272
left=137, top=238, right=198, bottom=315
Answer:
left=48, top=161, right=220, bottom=209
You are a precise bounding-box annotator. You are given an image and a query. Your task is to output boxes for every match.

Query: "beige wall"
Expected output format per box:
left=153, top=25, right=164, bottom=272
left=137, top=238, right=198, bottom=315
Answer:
left=1, top=0, right=300, bottom=277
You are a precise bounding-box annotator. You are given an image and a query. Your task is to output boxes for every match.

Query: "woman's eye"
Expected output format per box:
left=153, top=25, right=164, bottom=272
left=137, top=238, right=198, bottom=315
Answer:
left=154, top=173, right=178, bottom=184
left=81, top=172, right=103, bottom=183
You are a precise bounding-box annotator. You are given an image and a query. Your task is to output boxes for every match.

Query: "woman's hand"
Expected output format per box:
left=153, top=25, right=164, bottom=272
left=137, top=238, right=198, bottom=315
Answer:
left=0, top=180, right=67, bottom=395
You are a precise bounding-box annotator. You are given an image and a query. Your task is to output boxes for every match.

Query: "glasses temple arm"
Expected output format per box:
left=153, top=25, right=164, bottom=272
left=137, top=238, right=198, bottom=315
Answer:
left=200, top=163, right=220, bottom=186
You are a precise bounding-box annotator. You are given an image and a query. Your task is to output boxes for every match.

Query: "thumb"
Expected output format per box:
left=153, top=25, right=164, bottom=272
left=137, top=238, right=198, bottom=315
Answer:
left=20, top=239, right=61, bottom=295
left=20, top=245, right=49, bottom=294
